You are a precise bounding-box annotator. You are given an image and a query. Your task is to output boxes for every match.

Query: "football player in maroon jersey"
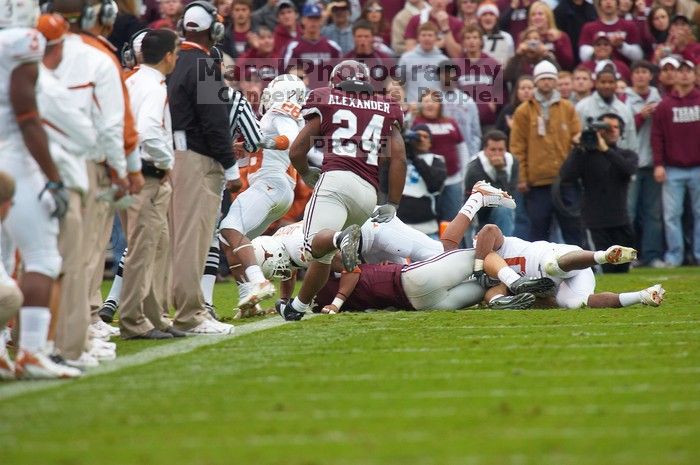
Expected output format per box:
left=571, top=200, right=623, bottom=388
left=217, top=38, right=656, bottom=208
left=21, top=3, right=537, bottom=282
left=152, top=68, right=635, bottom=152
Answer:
left=279, top=59, right=407, bottom=321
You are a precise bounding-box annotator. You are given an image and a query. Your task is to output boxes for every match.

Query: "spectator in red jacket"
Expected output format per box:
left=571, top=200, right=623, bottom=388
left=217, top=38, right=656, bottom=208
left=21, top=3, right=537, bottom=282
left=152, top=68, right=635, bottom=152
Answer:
left=651, top=58, right=700, bottom=266
left=659, top=15, right=700, bottom=64
left=221, top=0, right=254, bottom=59
left=528, top=0, right=574, bottom=70
left=648, top=6, right=671, bottom=49
left=504, top=27, right=560, bottom=92
left=578, top=0, right=644, bottom=65
left=404, top=0, right=464, bottom=57
left=272, top=0, right=301, bottom=57
left=283, top=3, right=342, bottom=87
left=236, top=24, right=280, bottom=83
left=658, top=55, right=679, bottom=94
left=344, top=20, right=395, bottom=92
left=149, top=0, right=182, bottom=30
left=359, top=0, right=394, bottom=55
left=581, top=32, right=632, bottom=83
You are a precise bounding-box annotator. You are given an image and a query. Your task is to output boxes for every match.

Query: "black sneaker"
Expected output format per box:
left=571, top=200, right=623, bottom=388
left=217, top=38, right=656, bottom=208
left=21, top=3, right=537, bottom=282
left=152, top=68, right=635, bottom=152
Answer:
left=509, top=276, right=556, bottom=297
left=98, top=299, right=118, bottom=323
left=336, top=224, right=362, bottom=272
left=276, top=299, right=305, bottom=321
left=489, top=293, right=536, bottom=310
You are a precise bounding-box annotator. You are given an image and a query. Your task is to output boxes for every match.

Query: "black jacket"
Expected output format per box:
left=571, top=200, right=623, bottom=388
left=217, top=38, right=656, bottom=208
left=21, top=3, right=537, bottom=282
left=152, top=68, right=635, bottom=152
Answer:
left=167, top=48, right=235, bottom=169
left=553, top=0, right=598, bottom=65
left=559, top=144, right=638, bottom=228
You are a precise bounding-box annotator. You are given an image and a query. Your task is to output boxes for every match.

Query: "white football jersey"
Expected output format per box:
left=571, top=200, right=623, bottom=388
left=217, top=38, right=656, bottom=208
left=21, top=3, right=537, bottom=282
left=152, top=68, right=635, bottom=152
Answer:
left=273, top=222, right=307, bottom=269
left=0, top=27, right=45, bottom=154
left=495, top=236, right=576, bottom=278
left=247, top=107, right=304, bottom=187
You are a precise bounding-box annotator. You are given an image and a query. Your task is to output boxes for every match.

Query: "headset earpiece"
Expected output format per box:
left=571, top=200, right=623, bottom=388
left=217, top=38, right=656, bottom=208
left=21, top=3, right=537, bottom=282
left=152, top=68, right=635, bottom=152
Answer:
left=181, top=1, right=224, bottom=43
left=98, top=0, right=118, bottom=27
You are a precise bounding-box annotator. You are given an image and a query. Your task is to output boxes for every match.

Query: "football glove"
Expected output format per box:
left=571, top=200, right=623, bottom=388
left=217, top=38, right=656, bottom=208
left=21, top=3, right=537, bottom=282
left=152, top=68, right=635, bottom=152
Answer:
left=370, top=203, right=398, bottom=223
left=39, top=181, right=69, bottom=219
left=300, top=167, right=321, bottom=187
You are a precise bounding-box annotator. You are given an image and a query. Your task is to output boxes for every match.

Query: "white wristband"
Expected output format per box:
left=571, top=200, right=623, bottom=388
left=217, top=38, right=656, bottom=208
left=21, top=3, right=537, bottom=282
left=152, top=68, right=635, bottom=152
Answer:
left=332, top=297, right=345, bottom=310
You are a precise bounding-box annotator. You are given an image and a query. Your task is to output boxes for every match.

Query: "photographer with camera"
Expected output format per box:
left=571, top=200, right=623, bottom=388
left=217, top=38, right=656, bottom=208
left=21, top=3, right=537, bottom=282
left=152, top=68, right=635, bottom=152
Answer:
left=560, top=113, right=638, bottom=273
left=396, top=125, right=447, bottom=239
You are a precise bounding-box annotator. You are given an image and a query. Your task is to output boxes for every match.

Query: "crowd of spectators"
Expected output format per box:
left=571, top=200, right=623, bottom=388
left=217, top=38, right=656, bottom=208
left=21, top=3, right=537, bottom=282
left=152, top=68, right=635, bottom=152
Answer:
left=104, top=0, right=700, bottom=268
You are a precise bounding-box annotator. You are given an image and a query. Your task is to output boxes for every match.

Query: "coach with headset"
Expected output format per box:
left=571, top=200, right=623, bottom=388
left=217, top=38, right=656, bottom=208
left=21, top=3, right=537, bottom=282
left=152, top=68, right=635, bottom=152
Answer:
left=167, top=1, right=241, bottom=334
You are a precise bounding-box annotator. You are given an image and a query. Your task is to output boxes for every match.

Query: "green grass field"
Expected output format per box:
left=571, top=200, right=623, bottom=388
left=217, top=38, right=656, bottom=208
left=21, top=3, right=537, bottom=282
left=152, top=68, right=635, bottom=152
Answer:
left=1, top=267, right=699, bottom=465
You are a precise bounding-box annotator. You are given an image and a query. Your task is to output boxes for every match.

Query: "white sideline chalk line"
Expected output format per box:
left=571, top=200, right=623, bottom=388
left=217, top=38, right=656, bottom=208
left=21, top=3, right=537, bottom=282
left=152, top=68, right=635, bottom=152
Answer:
left=409, top=319, right=700, bottom=330
left=0, top=316, right=300, bottom=401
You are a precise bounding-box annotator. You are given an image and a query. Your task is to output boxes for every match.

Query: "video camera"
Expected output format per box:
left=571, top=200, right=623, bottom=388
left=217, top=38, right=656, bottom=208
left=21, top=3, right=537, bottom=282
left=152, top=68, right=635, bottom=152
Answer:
left=580, top=117, right=611, bottom=151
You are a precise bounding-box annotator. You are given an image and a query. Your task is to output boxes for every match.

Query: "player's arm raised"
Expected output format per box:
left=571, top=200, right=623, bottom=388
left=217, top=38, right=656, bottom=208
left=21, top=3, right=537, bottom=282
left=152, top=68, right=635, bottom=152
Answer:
left=289, top=115, right=322, bottom=187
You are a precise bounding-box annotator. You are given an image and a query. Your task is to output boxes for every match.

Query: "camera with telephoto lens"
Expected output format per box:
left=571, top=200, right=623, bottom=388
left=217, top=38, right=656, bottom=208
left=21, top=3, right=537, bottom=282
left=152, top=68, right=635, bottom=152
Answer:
left=580, top=117, right=611, bottom=151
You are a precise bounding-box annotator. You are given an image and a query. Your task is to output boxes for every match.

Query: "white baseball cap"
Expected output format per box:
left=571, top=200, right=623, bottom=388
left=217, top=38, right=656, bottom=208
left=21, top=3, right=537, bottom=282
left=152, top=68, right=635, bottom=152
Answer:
left=183, top=5, right=213, bottom=32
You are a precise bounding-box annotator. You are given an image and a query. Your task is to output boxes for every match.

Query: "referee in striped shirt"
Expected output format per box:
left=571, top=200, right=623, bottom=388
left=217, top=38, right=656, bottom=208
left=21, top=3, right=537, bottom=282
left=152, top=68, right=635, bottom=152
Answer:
left=167, top=2, right=287, bottom=334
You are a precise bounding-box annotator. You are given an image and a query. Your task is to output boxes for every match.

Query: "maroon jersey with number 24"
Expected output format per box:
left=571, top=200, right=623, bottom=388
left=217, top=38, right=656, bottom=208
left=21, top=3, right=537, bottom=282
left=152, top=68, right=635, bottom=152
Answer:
left=301, top=86, right=404, bottom=191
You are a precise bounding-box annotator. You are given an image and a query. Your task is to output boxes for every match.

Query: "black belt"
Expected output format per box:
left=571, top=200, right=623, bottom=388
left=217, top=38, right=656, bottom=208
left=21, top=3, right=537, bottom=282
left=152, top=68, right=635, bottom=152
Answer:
left=141, top=160, right=167, bottom=179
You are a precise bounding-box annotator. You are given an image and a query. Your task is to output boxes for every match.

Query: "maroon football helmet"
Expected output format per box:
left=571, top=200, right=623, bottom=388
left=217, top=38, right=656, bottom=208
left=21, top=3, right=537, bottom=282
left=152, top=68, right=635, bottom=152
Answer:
left=329, top=60, right=373, bottom=93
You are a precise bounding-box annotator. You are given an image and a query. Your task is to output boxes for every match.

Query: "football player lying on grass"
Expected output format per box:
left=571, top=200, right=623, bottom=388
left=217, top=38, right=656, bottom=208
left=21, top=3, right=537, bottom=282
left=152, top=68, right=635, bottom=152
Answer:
left=250, top=181, right=549, bottom=315
left=312, top=248, right=556, bottom=314
left=473, top=225, right=665, bottom=309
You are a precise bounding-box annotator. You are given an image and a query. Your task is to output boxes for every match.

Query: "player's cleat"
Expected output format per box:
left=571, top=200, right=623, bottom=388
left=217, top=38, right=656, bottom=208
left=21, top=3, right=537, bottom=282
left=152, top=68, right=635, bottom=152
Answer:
left=98, top=299, right=118, bottom=323
left=14, top=350, right=82, bottom=379
left=276, top=299, right=305, bottom=321
left=489, top=293, right=536, bottom=310
left=472, top=180, right=516, bottom=209
left=604, top=245, right=638, bottom=264
left=0, top=351, right=15, bottom=380
left=473, top=270, right=500, bottom=288
left=237, top=280, right=275, bottom=312
left=509, top=276, right=556, bottom=297
left=89, top=344, right=116, bottom=361
left=233, top=303, right=265, bottom=320
left=184, top=319, right=235, bottom=335
left=640, top=284, right=665, bottom=307
left=337, top=224, right=362, bottom=272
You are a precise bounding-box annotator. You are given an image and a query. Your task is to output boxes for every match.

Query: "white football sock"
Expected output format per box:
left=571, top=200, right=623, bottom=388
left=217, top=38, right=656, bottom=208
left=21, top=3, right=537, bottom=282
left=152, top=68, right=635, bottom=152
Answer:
left=291, top=297, right=310, bottom=313
left=106, top=275, right=122, bottom=304
left=19, top=307, right=51, bottom=353
left=106, top=249, right=126, bottom=304
left=474, top=259, right=484, bottom=272
left=498, top=267, right=521, bottom=289
left=593, top=250, right=607, bottom=264
left=459, top=192, right=483, bottom=221
left=200, top=274, right=216, bottom=306
left=618, top=291, right=642, bottom=307
left=245, top=265, right=266, bottom=284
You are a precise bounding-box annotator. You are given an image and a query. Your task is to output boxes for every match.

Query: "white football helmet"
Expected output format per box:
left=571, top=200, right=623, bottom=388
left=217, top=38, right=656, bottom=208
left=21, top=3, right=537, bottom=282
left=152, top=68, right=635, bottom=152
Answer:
left=251, top=236, right=292, bottom=280
left=259, top=73, right=307, bottom=116
left=0, top=0, right=40, bottom=29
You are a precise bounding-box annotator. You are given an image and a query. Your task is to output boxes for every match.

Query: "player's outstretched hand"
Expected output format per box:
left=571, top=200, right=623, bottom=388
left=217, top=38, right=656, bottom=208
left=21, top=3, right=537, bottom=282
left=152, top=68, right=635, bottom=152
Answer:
left=322, top=304, right=339, bottom=314
left=371, top=203, right=398, bottom=223
left=40, top=181, right=69, bottom=219
left=300, top=167, right=321, bottom=187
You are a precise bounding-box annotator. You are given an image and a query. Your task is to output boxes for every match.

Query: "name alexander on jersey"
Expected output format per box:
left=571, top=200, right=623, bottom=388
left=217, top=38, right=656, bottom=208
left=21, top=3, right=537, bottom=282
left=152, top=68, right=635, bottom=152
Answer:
left=325, top=94, right=392, bottom=113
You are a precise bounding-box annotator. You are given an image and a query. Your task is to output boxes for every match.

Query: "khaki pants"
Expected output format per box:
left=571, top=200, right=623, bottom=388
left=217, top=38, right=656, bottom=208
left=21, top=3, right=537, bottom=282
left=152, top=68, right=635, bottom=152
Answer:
left=170, top=150, right=224, bottom=330
left=83, top=162, right=115, bottom=320
left=54, top=191, right=90, bottom=360
left=119, top=177, right=172, bottom=338
left=0, top=283, right=22, bottom=329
